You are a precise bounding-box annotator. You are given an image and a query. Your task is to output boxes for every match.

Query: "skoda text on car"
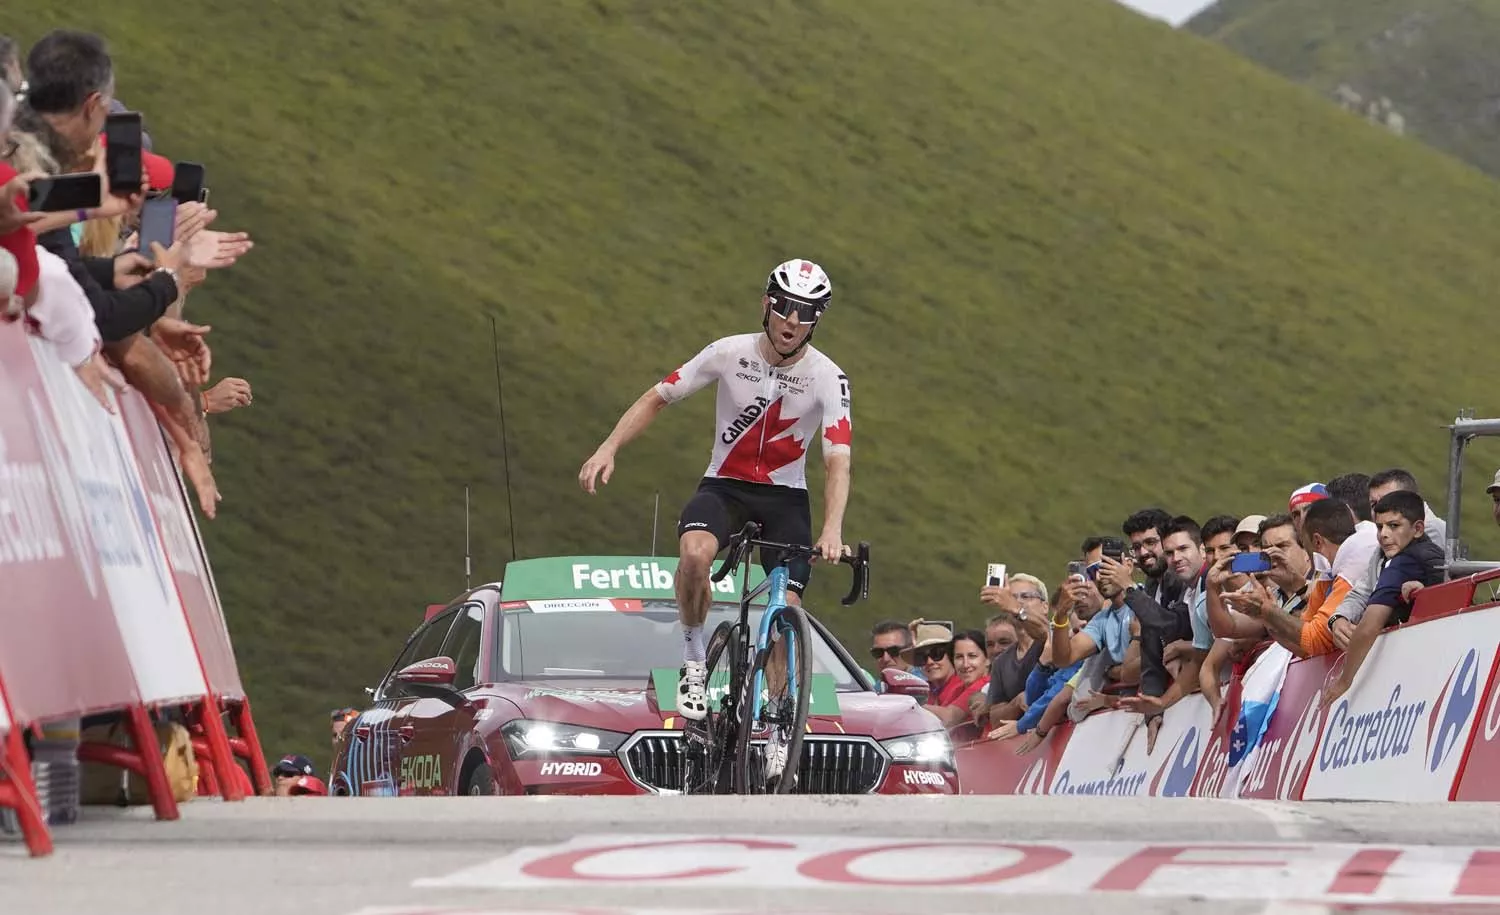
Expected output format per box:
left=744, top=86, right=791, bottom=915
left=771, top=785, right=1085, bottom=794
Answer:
left=330, top=554, right=956, bottom=796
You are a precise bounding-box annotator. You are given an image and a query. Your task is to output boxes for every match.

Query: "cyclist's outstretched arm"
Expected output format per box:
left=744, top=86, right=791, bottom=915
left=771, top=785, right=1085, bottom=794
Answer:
left=816, top=452, right=851, bottom=560
left=579, top=387, right=669, bottom=494
left=815, top=369, right=853, bottom=561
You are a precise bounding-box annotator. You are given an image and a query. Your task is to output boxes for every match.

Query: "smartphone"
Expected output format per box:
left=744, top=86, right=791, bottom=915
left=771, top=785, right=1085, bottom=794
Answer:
left=137, top=196, right=177, bottom=257
left=105, top=112, right=144, bottom=195
left=986, top=563, right=1007, bottom=588
left=1229, top=551, right=1274, bottom=574
left=171, top=161, right=206, bottom=205
left=1100, top=537, right=1126, bottom=562
left=1066, top=560, right=1087, bottom=581
left=26, top=172, right=103, bottom=212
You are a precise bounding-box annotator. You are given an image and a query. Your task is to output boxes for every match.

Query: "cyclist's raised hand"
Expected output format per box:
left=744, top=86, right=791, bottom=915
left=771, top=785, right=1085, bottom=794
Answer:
left=578, top=447, right=616, bottom=494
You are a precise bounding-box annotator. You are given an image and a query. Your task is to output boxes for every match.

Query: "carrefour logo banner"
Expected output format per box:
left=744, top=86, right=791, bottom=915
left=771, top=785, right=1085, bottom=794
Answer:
left=1301, top=608, right=1500, bottom=802
left=500, top=556, right=768, bottom=604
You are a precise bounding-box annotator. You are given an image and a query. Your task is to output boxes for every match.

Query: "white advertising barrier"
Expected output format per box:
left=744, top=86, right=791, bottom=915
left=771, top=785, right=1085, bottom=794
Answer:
left=117, top=391, right=245, bottom=698
left=1049, top=696, right=1212, bottom=797
left=1048, top=705, right=1142, bottom=795
left=27, top=335, right=207, bottom=706
left=1301, top=607, right=1500, bottom=801
left=1113, top=695, right=1214, bottom=797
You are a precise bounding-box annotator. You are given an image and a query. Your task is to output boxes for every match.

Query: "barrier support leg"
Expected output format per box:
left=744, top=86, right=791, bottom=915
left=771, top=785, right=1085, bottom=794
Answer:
left=195, top=699, right=243, bottom=802
left=231, top=699, right=271, bottom=796
left=189, top=737, right=221, bottom=797
left=0, top=726, right=52, bottom=857
left=128, top=705, right=179, bottom=822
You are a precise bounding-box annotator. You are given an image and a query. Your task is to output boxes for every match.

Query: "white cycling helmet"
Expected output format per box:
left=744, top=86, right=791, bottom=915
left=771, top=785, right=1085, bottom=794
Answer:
left=765, top=258, right=832, bottom=316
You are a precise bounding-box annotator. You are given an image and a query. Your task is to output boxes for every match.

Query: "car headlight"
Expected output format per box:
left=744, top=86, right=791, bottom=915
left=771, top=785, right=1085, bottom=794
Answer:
left=881, top=732, right=955, bottom=769
left=501, top=719, right=628, bottom=757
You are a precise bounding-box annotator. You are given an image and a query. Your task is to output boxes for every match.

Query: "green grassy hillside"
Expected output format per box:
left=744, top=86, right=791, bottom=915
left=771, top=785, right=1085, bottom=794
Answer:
left=11, top=0, right=1500, bottom=771
left=1188, top=0, right=1500, bottom=176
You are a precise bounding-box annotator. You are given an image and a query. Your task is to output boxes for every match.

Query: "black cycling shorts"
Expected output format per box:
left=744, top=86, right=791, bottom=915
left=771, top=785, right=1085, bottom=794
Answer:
left=677, top=477, right=813, bottom=594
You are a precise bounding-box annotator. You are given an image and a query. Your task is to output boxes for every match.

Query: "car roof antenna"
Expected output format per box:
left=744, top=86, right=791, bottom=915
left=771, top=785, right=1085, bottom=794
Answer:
left=490, top=313, right=519, bottom=564
left=651, top=491, right=660, bottom=557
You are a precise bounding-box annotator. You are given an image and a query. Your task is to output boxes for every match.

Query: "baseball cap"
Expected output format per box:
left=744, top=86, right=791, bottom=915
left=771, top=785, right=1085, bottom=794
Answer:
left=273, top=754, right=317, bottom=778
left=287, top=775, right=328, bottom=796
left=1487, top=470, right=1500, bottom=495
left=1288, top=483, right=1330, bottom=510
left=1234, top=514, right=1268, bottom=539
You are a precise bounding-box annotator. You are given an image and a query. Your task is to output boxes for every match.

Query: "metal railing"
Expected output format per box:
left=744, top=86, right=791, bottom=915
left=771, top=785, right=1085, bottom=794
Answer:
left=1442, top=411, right=1500, bottom=580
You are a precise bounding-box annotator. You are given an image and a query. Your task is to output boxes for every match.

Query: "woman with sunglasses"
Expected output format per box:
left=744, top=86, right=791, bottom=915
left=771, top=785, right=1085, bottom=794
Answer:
left=579, top=259, right=854, bottom=733
left=922, top=629, right=992, bottom=728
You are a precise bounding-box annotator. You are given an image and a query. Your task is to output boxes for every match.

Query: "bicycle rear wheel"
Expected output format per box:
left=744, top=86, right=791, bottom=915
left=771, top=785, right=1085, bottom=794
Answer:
left=683, top=620, right=742, bottom=795
left=732, top=604, right=813, bottom=795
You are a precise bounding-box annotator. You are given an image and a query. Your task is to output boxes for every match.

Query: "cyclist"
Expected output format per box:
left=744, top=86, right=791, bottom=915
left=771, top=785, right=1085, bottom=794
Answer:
left=578, top=258, right=853, bottom=731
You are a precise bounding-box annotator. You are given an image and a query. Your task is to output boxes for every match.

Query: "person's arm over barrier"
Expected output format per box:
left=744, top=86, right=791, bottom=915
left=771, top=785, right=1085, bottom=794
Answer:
left=36, top=227, right=185, bottom=342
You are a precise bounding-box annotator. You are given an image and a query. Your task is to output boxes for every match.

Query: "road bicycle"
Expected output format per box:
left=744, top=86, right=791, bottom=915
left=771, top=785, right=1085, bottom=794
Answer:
left=682, top=522, right=869, bottom=794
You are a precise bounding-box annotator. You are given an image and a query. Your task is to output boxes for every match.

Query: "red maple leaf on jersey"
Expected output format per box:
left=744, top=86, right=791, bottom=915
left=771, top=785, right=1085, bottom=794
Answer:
left=717, top=398, right=806, bottom=484
left=662, top=367, right=683, bottom=386
left=824, top=417, right=852, bottom=448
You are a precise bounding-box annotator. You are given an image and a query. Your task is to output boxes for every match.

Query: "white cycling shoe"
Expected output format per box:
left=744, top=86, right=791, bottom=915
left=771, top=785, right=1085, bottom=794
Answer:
left=678, top=661, right=709, bottom=721
left=763, top=734, right=789, bottom=783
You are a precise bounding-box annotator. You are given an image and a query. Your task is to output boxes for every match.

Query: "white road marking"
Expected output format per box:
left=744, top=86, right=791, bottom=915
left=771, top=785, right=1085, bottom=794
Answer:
left=412, top=834, right=1498, bottom=904
left=1226, top=798, right=1311, bottom=839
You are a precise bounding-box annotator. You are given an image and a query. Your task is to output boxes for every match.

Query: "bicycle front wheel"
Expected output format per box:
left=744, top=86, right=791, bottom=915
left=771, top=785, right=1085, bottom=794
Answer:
left=733, top=604, right=813, bottom=795
left=684, top=620, right=742, bottom=796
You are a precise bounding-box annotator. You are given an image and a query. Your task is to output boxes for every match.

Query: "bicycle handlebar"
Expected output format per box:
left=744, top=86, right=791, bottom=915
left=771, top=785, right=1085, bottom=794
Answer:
left=709, top=522, right=871, bottom=606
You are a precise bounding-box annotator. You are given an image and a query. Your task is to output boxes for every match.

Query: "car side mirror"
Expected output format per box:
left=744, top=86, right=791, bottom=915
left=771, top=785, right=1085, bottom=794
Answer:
left=392, top=656, right=467, bottom=708
left=395, top=656, right=457, bottom=686
left=882, top=667, right=930, bottom=703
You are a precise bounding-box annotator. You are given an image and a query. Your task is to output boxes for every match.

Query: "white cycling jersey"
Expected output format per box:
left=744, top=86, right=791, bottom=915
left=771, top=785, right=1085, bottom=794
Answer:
left=654, top=333, right=851, bottom=490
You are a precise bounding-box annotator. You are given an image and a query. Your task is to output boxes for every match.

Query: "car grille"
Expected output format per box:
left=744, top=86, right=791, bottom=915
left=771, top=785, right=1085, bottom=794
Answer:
left=623, top=732, right=886, bottom=794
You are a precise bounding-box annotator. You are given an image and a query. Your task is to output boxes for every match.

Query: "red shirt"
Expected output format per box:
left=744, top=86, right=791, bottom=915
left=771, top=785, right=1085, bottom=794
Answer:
left=0, top=163, right=39, bottom=300
left=932, top=673, right=991, bottom=710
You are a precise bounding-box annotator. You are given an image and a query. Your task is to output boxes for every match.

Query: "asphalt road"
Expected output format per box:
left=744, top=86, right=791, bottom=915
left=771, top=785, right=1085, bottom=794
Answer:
left=5, top=796, right=1500, bottom=915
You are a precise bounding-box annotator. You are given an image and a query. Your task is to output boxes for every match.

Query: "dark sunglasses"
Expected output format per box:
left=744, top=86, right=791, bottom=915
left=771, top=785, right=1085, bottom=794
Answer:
left=916, top=645, right=951, bottom=665
left=768, top=294, right=823, bottom=324
left=869, top=645, right=904, bottom=660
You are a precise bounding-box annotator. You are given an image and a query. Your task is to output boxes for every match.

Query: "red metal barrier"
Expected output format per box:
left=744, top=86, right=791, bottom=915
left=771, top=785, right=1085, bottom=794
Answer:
left=0, top=675, right=51, bottom=857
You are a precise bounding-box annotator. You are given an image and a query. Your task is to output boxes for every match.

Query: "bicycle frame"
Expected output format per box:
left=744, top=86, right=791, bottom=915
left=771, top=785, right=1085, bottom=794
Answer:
left=739, top=563, right=800, bottom=730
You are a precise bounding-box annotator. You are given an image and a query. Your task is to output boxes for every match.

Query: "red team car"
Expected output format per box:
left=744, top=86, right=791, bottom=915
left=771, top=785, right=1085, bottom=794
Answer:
left=330, top=554, right=956, bottom=796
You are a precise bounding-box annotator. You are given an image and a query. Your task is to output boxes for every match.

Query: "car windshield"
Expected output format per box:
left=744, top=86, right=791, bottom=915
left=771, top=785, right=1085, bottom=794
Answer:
left=496, top=600, right=864, bottom=691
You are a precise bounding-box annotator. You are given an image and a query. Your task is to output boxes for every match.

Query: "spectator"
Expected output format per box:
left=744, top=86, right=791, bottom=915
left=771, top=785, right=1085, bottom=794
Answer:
left=1368, top=468, right=1447, bottom=548
left=1220, top=514, right=1316, bottom=621
left=1050, top=537, right=1138, bottom=700
left=331, top=708, right=359, bottom=748
left=1323, top=490, right=1445, bottom=707
left=984, top=549, right=1097, bottom=748
left=1288, top=483, right=1332, bottom=572
left=272, top=754, right=328, bottom=797
left=1232, top=514, right=1265, bottom=552
left=925, top=629, right=990, bottom=728
left=1321, top=472, right=1381, bottom=649
left=970, top=606, right=1046, bottom=728
left=1122, top=516, right=1208, bottom=732
left=1488, top=469, right=1500, bottom=528
left=1285, top=498, right=1358, bottom=658
left=869, top=620, right=924, bottom=691
left=1119, top=508, right=1188, bottom=741
left=0, top=78, right=41, bottom=306
left=903, top=620, right=954, bottom=696
left=0, top=38, right=21, bottom=95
